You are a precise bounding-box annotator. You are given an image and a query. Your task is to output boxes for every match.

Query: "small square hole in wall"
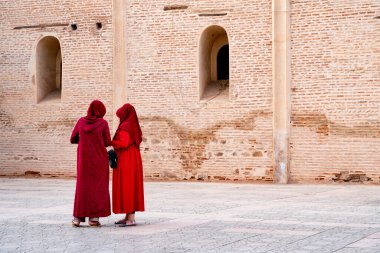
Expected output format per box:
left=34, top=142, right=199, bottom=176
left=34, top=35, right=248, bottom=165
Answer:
left=70, top=23, right=77, bottom=30
left=96, top=22, right=102, bottom=30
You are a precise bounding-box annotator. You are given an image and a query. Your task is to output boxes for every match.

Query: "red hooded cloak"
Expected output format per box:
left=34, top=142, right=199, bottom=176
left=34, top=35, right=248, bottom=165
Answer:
left=70, top=100, right=111, bottom=218
left=112, top=103, right=145, bottom=214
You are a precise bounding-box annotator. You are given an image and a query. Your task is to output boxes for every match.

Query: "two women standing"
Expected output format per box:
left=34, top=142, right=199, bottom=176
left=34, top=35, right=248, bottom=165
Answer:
left=70, top=101, right=144, bottom=227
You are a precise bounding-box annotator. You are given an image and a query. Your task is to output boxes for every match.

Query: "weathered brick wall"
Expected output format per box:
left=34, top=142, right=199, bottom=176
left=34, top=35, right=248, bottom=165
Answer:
left=125, top=0, right=274, bottom=181
left=0, top=0, right=113, bottom=177
left=0, top=0, right=274, bottom=181
left=290, top=1, right=380, bottom=183
left=1, top=0, right=378, bottom=183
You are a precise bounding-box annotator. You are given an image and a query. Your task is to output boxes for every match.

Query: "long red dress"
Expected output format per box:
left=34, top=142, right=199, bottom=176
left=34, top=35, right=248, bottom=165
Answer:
left=70, top=116, right=111, bottom=218
left=112, top=130, right=145, bottom=213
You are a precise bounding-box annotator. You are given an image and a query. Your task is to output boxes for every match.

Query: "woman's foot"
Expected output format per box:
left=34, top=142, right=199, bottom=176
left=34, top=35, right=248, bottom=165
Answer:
left=89, top=217, right=101, bottom=227
left=126, top=219, right=136, bottom=226
left=72, top=217, right=82, bottom=227
left=114, top=218, right=127, bottom=225
left=119, top=220, right=136, bottom=227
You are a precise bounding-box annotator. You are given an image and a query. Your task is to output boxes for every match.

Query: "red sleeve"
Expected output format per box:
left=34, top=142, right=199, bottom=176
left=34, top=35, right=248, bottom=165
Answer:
left=103, top=121, right=112, bottom=147
left=112, top=131, right=130, bottom=149
left=70, top=120, right=80, bottom=144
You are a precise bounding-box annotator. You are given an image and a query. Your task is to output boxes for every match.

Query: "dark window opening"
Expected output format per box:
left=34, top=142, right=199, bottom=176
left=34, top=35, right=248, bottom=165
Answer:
left=217, top=45, right=229, bottom=80
left=71, top=24, right=77, bottom=30
left=96, top=22, right=102, bottom=30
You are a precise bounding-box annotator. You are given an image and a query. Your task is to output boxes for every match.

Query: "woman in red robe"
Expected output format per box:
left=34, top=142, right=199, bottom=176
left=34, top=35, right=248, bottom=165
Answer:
left=70, top=100, right=112, bottom=227
left=112, top=103, right=145, bottom=226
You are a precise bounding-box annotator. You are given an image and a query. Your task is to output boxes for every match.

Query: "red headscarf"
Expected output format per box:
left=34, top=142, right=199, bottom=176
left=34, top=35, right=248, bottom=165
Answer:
left=114, top=103, right=142, bottom=147
left=86, top=100, right=106, bottom=119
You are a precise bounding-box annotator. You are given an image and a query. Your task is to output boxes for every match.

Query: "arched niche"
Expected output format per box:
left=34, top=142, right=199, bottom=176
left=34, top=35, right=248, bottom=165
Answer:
left=199, top=25, right=229, bottom=100
left=36, top=36, right=62, bottom=103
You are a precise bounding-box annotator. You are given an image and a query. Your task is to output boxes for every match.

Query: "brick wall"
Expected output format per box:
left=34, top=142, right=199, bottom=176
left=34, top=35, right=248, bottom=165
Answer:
left=1, top=0, right=378, bottom=183
left=124, top=0, right=274, bottom=181
left=290, top=0, right=380, bottom=183
left=0, top=0, right=113, bottom=177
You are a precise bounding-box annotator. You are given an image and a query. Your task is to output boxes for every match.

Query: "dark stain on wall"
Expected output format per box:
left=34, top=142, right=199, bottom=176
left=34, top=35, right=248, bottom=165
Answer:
left=332, top=171, right=371, bottom=182
left=313, top=171, right=372, bottom=183
left=291, top=113, right=380, bottom=138
left=24, top=170, right=41, bottom=177
left=140, top=110, right=271, bottom=178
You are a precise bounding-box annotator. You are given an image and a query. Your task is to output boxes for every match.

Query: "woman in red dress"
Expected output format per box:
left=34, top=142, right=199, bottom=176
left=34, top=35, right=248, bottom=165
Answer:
left=112, top=103, right=145, bottom=226
left=70, top=100, right=112, bottom=227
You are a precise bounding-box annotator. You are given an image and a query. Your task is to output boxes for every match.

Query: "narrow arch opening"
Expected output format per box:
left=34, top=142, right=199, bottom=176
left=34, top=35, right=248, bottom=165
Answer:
left=36, top=36, right=62, bottom=103
left=199, top=25, right=229, bottom=100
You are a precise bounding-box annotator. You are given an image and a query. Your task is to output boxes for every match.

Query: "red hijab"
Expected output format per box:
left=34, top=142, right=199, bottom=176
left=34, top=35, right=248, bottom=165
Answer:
left=86, top=100, right=106, bottom=119
left=114, top=103, right=142, bottom=147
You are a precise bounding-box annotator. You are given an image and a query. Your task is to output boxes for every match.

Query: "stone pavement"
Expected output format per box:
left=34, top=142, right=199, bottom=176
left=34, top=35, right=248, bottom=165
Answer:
left=0, top=178, right=380, bottom=253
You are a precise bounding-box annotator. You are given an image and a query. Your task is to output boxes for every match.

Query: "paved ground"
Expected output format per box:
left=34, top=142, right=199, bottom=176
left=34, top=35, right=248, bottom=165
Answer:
left=0, top=178, right=380, bottom=253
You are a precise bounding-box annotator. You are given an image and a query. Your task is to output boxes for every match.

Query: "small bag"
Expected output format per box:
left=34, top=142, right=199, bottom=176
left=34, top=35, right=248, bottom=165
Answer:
left=108, top=149, right=118, bottom=169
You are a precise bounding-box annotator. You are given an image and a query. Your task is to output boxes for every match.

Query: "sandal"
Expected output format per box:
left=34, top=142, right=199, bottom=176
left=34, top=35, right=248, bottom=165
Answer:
left=119, top=220, right=136, bottom=227
left=89, top=218, right=101, bottom=227
left=72, top=218, right=81, bottom=227
left=89, top=221, right=101, bottom=227
left=114, top=218, right=127, bottom=225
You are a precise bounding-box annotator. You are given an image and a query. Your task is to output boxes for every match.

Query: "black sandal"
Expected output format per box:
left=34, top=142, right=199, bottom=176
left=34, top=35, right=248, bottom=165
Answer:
left=119, top=220, right=136, bottom=227
left=115, top=218, right=127, bottom=225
